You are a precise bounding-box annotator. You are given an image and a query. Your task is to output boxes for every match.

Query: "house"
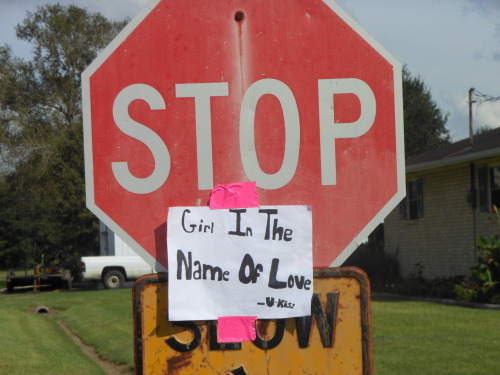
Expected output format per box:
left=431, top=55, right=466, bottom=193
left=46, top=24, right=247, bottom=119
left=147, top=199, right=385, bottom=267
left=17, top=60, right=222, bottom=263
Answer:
left=384, top=127, right=500, bottom=279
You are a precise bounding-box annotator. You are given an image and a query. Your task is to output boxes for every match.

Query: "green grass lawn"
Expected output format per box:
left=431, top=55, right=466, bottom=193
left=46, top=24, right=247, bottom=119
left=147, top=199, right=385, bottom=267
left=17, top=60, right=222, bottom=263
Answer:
left=372, top=299, right=500, bottom=375
left=0, top=288, right=499, bottom=374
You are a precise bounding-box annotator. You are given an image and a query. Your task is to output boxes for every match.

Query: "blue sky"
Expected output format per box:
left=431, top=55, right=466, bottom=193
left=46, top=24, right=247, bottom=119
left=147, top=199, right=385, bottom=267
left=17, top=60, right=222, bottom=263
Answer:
left=1, top=0, right=499, bottom=142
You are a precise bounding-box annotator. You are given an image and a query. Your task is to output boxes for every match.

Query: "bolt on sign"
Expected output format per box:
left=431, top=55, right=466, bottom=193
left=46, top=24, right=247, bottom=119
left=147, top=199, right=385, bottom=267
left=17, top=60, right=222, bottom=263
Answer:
left=82, top=0, right=405, bottom=271
left=133, top=268, right=372, bottom=374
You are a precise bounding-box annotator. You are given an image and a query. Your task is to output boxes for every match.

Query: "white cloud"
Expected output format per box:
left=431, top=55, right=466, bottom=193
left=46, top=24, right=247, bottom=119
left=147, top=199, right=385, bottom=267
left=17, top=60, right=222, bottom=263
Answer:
left=466, top=0, right=500, bottom=62
left=442, top=92, right=469, bottom=140
left=466, top=0, right=500, bottom=14
left=443, top=91, right=500, bottom=140
left=475, top=100, right=500, bottom=128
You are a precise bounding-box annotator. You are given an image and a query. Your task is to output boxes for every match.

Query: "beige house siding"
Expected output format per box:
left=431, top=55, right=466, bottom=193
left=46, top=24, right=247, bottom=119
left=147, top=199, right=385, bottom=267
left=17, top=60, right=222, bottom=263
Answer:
left=385, top=159, right=500, bottom=279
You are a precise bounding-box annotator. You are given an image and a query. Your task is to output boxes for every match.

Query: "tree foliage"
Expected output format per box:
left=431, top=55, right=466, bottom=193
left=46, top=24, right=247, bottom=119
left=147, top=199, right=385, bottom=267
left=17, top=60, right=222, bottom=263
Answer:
left=0, top=5, right=127, bottom=268
left=402, top=66, right=450, bottom=157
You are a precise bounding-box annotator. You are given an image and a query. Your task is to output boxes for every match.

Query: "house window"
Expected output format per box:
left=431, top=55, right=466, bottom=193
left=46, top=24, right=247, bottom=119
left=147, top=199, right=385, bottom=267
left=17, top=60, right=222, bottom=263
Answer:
left=400, top=179, right=424, bottom=220
left=478, top=166, right=500, bottom=212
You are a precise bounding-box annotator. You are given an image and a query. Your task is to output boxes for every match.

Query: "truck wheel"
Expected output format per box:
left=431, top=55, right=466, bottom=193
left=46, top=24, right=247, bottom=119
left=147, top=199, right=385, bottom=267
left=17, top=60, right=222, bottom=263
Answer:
left=103, top=270, right=125, bottom=289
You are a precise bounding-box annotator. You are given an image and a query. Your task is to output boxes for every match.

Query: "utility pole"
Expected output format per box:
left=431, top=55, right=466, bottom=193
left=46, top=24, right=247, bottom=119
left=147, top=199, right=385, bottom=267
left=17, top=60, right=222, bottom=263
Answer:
left=468, top=87, right=475, bottom=145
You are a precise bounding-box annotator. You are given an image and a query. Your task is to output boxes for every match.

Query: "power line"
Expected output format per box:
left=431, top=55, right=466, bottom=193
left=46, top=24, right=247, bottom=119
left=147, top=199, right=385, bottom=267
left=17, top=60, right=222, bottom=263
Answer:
left=473, top=89, right=500, bottom=115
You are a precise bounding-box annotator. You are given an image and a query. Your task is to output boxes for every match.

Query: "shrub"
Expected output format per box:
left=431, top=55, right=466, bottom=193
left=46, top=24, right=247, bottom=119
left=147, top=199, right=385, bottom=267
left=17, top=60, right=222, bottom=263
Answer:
left=472, top=235, right=500, bottom=292
left=342, top=225, right=400, bottom=290
left=490, top=294, right=500, bottom=305
left=428, top=276, right=462, bottom=299
left=457, top=206, right=500, bottom=303
left=454, top=282, right=480, bottom=301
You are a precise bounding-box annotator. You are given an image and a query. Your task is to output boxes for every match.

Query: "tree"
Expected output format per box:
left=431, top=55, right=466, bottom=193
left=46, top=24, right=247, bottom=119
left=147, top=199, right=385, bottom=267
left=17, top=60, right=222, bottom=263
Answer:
left=0, top=5, right=127, bottom=268
left=402, top=65, right=450, bottom=157
left=475, top=125, right=494, bottom=135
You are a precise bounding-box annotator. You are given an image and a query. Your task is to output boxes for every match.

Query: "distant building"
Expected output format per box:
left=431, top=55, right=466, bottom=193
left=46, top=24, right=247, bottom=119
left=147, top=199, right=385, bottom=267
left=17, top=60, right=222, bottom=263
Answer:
left=384, top=127, right=500, bottom=278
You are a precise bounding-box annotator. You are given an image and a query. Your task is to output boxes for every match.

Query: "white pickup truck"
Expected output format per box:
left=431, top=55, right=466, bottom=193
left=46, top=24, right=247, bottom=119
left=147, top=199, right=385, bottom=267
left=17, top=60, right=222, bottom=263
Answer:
left=80, top=255, right=155, bottom=289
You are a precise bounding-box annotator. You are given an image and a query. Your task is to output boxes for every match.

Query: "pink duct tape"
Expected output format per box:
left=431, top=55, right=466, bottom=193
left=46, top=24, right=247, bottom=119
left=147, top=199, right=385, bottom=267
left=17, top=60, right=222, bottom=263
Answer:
left=211, top=182, right=259, bottom=342
left=209, top=182, right=259, bottom=209
left=217, top=316, right=257, bottom=343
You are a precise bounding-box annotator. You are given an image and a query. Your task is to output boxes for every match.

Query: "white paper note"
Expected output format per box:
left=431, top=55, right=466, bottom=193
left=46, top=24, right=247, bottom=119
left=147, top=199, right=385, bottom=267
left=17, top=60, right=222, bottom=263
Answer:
left=167, top=206, right=313, bottom=321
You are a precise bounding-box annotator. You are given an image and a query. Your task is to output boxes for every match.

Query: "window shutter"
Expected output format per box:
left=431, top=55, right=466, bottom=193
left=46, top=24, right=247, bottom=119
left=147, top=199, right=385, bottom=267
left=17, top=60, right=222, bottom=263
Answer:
left=416, top=179, right=424, bottom=218
left=478, top=167, right=488, bottom=212
left=491, top=167, right=500, bottom=208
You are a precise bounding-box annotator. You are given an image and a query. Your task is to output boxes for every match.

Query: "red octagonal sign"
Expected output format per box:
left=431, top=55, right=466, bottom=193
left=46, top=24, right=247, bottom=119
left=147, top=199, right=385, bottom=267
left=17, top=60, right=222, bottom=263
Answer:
left=83, top=0, right=404, bottom=270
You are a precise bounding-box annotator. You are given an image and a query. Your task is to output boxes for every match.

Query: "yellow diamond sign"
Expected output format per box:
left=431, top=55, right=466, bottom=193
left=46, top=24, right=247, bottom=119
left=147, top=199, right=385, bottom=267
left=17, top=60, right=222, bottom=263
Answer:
left=133, top=268, right=372, bottom=374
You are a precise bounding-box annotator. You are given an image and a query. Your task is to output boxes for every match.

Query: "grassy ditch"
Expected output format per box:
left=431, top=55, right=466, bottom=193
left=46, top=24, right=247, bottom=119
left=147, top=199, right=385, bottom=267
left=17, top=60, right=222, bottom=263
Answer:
left=0, top=288, right=499, bottom=374
left=0, top=288, right=133, bottom=374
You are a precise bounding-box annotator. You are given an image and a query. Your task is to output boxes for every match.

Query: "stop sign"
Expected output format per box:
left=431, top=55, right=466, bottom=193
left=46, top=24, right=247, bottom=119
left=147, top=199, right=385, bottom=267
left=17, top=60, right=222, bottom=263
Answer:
left=82, top=0, right=404, bottom=270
